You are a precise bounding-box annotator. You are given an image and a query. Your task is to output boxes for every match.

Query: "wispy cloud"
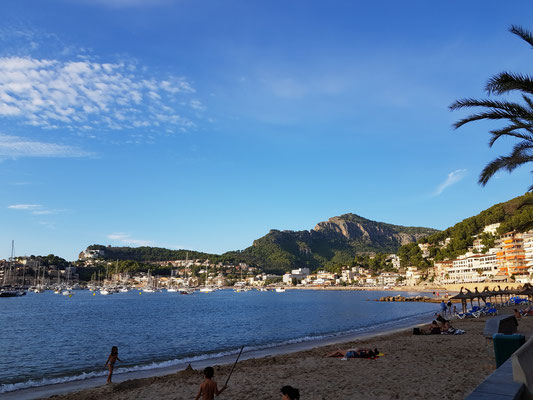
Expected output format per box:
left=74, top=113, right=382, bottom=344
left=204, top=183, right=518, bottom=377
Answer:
left=107, top=232, right=153, bottom=246
left=433, top=169, right=467, bottom=196
left=0, top=57, right=198, bottom=132
left=32, top=210, right=55, bottom=215
left=8, top=204, right=41, bottom=210
left=8, top=203, right=64, bottom=215
left=0, top=133, right=91, bottom=158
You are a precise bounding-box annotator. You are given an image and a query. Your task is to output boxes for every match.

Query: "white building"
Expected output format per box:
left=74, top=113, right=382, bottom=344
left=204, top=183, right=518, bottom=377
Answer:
left=483, top=223, right=501, bottom=235
left=442, top=252, right=499, bottom=284
left=418, top=244, right=430, bottom=258
left=377, top=272, right=400, bottom=286
left=79, top=249, right=104, bottom=260
left=341, top=269, right=356, bottom=283
left=387, top=254, right=401, bottom=270
left=405, top=267, right=422, bottom=286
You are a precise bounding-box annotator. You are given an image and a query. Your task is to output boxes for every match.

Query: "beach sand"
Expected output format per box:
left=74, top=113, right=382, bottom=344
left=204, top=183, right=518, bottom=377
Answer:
left=43, top=307, right=533, bottom=400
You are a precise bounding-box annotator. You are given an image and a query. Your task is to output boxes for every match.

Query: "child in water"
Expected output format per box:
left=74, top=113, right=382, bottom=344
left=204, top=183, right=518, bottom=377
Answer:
left=104, top=346, right=123, bottom=384
left=195, top=366, right=227, bottom=400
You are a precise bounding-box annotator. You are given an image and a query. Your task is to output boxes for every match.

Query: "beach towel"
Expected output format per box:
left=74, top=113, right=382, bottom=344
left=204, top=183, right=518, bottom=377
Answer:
left=341, top=352, right=384, bottom=361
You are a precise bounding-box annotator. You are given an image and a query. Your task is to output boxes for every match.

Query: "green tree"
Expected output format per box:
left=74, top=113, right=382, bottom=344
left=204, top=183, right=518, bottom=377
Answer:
left=450, top=25, right=533, bottom=190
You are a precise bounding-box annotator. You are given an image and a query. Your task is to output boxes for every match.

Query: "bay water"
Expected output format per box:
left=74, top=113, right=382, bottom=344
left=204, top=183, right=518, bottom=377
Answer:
left=0, top=289, right=438, bottom=393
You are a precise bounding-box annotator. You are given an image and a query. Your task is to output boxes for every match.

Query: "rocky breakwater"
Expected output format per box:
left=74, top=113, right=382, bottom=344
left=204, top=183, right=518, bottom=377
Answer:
left=378, top=295, right=456, bottom=303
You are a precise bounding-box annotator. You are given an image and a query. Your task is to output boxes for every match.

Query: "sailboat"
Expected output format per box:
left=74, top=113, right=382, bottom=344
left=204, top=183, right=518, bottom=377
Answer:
left=179, top=252, right=195, bottom=294
left=143, top=270, right=155, bottom=292
left=33, top=264, right=45, bottom=293
left=234, top=267, right=250, bottom=292
left=62, top=267, right=73, bottom=296
left=0, top=241, right=26, bottom=297
left=199, top=264, right=214, bottom=293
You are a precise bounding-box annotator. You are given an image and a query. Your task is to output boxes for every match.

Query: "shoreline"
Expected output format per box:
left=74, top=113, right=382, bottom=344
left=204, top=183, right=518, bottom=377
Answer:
left=2, top=309, right=438, bottom=400
left=23, top=303, right=533, bottom=400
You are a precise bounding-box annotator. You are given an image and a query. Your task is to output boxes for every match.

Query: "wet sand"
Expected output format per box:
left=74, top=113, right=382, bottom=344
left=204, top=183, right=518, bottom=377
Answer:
left=37, top=305, right=533, bottom=400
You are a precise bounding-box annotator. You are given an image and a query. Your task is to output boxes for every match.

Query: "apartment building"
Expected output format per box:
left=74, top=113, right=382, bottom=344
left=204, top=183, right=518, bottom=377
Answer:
left=442, top=252, right=499, bottom=284
left=497, top=232, right=528, bottom=276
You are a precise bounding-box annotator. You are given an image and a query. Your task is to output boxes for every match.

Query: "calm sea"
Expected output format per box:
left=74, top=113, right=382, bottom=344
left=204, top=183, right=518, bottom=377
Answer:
left=0, top=289, right=437, bottom=393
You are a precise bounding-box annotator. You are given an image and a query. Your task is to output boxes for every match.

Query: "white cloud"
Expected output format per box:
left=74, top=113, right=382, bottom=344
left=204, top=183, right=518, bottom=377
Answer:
left=0, top=133, right=91, bottom=158
left=8, top=204, right=41, bottom=210
left=434, top=169, right=467, bottom=196
left=107, top=232, right=152, bottom=246
left=8, top=203, right=65, bottom=216
left=32, top=210, right=55, bottom=215
left=0, top=57, right=197, bottom=132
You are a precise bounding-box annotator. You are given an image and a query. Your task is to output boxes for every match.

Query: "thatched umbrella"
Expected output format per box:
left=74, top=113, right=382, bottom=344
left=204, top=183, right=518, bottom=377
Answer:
left=480, top=286, right=495, bottom=306
left=493, top=285, right=506, bottom=306
left=517, top=284, right=533, bottom=302
left=450, top=287, right=470, bottom=313
left=463, top=287, right=479, bottom=309
left=503, top=286, right=518, bottom=302
left=473, top=286, right=487, bottom=306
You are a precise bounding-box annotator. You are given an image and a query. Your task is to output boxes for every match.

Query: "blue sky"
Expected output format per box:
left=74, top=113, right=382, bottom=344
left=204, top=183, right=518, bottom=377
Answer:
left=1, top=0, right=532, bottom=260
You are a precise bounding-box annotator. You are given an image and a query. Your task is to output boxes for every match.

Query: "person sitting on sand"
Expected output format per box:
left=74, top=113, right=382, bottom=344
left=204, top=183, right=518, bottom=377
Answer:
left=281, top=385, right=300, bottom=400
left=426, top=320, right=441, bottom=334
left=195, top=366, right=227, bottom=400
left=515, top=308, right=522, bottom=319
left=325, top=348, right=380, bottom=358
left=104, top=346, right=123, bottom=384
left=435, top=313, right=449, bottom=324
left=440, top=320, right=457, bottom=334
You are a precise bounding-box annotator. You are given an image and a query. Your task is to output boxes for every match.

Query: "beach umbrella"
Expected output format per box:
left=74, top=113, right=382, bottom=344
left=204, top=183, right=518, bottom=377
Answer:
left=480, top=286, right=494, bottom=305
left=473, top=287, right=485, bottom=306
left=494, top=285, right=506, bottom=306
left=450, top=287, right=470, bottom=313
left=463, top=287, right=477, bottom=308
left=517, top=284, right=533, bottom=302
left=504, top=286, right=516, bottom=301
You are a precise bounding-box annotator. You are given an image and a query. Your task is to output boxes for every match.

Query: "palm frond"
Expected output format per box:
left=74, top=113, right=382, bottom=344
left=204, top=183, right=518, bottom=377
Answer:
left=479, top=153, right=533, bottom=185
left=489, top=125, right=533, bottom=147
left=523, top=94, right=533, bottom=110
left=485, top=72, right=533, bottom=95
left=452, top=109, right=532, bottom=129
left=450, top=97, right=533, bottom=116
left=510, top=140, right=533, bottom=157
left=510, top=25, right=533, bottom=48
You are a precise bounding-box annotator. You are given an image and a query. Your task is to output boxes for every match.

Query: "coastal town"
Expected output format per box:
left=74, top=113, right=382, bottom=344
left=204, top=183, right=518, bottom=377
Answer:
left=2, top=223, right=532, bottom=293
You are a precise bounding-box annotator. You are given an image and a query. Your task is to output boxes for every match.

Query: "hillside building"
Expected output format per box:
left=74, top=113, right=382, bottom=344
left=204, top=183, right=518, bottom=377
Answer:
left=497, top=232, right=528, bottom=276
left=442, top=251, right=499, bottom=284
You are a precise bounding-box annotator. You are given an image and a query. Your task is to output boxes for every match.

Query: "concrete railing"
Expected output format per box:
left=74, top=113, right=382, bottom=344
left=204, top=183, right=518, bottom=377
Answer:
left=513, top=336, right=533, bottom=399
left=465, top=358, right=524, bottom=399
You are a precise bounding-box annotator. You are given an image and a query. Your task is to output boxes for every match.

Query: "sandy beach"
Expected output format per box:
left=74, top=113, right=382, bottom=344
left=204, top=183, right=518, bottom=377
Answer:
left=35, top=305, right=531, bottom=400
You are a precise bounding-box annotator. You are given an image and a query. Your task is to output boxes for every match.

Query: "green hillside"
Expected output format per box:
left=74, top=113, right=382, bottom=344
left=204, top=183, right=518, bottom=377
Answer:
left=400, top=192, right=533, bottom=268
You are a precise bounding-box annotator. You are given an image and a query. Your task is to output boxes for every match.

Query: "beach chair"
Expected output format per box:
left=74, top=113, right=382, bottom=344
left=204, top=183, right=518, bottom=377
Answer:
left=455, top=311, right=473, bottom=319
left=485, top=307, right=498, bottom=316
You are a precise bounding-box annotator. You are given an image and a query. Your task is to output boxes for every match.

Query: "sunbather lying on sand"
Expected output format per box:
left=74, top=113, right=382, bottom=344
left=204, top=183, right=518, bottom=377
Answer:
left=325, top=348, right=380, bottom=359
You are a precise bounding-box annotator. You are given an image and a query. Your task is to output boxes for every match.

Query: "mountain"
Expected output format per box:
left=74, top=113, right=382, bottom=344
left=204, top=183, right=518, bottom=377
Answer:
left=84, top=214, right=438, bottom=273
left=233, top=214, right=438, bottom=272
left=82, top=193, right=532, bottom=275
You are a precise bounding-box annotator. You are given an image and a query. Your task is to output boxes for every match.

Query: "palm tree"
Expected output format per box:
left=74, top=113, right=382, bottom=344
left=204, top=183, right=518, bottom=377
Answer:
left=450, top=25, right=533, bottom=190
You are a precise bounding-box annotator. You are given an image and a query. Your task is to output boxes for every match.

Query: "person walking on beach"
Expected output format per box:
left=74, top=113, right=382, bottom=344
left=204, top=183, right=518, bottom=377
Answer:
left=195, top=366, right=227, bottom=400
left=447, top=299, right=453, bottom=315
left=105, top=346, right=123, bottom=384
left=440, top=300, right=447, bottom=316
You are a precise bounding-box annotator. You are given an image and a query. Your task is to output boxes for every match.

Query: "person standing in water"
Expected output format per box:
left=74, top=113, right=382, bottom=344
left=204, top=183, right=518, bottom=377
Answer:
left=105, top=346, right=123, bottom=384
